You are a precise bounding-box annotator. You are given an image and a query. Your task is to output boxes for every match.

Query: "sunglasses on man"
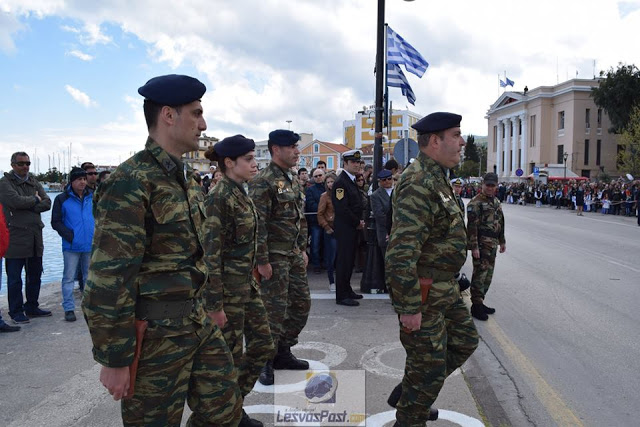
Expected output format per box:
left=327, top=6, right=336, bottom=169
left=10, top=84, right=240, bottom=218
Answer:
left=380, top=177, right=393, bottom=182
left=13, top=161, right=31, bottom=167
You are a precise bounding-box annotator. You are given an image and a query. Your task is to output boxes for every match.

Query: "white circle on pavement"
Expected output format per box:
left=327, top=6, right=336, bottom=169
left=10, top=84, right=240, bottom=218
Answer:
left=361, top=409, right=484, bottom=427
left=360, top=342, right=405, bottom=380
left=252, top=342, right=348, bottom=394
left=301, top=315, right=351, bottom=335
left=360, top=342, right=461, bottom=380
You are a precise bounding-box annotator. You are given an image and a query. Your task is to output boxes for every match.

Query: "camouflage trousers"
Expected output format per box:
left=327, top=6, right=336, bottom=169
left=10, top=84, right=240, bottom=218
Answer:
left=261, top=252, right=310, bottom=349
left=397, top=280, right=478, bottom=427
left=222, top=288, right=275, bottom=397
left=470, top=244, right=498, bottom=305
left=122, top=323, right=242, bottom=427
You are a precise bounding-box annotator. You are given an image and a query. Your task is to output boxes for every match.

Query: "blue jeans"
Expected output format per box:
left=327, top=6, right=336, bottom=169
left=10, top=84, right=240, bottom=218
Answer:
left=62, top=251, right=90, bottom=311
left=323, top=232, right=337, bottom=284
left=310, top=224, right=323, bottom=268
left=5, top=257, right=43, bottom=318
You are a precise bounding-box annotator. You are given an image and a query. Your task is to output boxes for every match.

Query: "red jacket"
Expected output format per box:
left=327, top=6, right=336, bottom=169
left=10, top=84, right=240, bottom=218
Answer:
left=0, top=204, right=8, bottom=258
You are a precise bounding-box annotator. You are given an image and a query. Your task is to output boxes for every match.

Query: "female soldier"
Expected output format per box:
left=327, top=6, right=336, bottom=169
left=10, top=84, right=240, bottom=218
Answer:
left=204, top=135, right=274, bottom=427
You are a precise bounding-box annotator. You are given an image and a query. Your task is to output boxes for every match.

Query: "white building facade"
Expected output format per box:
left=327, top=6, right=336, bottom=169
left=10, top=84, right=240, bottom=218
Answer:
left=486, top=79, right=620, bottom=181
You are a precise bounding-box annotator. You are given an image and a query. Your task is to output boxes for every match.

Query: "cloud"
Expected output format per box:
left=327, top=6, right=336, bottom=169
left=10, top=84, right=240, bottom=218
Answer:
left=66, top=49, right=93, bottom=61
left=61, top=22, right=112, bottom=45
left=0, top=11, right=24, bottom=53
left=3, top=0, right=640, bottom=162
left=64, top=85, right=97, bottom=107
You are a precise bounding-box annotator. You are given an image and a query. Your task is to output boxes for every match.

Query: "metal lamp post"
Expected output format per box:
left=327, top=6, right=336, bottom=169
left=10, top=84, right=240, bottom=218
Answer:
left=563, top=152, right=568, bottom=179
left=362, top=0, right=414, bottom=294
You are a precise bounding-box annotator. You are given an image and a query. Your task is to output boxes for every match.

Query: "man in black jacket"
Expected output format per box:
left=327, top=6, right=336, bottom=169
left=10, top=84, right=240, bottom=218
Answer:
left=332, top=150, right=364, bottom=306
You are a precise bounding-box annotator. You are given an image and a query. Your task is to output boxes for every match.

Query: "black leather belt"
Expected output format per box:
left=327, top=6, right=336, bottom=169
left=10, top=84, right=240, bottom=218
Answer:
left=135, top=299, right=195, bottom=320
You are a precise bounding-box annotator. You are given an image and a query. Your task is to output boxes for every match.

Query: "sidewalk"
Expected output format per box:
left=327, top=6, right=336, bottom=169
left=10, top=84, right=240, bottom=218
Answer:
left=0, top=271, right=485, bottom=426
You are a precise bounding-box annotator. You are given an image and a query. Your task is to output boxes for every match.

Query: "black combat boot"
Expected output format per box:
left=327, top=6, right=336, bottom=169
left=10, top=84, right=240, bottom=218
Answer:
left=471, top=304, right=488, bottom=321
left=258, top=360, right=274, bottom=385
left=387, top=383, right=438, bottom=420
left=239, top=409, right=263, bottom=427
left=481, top=303, right=496, bottom=314
left=273, top=345, right=309, bottom=370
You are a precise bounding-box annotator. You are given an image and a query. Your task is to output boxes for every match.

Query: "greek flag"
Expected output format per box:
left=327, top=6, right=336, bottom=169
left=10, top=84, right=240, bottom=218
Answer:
left=500, top=79, right=507, bottom=88
left=388, top=63, right=416, bottom=105
left=387, top=26, right=429, bottom=78
left=506, top=77, right=515, bottom=87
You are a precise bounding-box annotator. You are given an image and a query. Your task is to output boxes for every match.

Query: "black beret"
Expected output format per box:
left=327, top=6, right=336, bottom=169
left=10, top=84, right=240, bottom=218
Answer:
left=268, top=129, right=300, bottom=146
left=377, top=169, right=392, bottom=179
left=69, top=167, right=87, bottom=183
left=138, top=74, right=206, bottom=106
left=483, top=172, right=498, bottom=184
left=214, top=135, right=255, bottom=158
left=412, top=112, right=462, bottom=134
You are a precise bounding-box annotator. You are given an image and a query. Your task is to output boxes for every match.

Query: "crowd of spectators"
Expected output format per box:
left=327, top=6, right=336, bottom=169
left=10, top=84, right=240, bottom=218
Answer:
left=459, top=179, right=640, bottom=218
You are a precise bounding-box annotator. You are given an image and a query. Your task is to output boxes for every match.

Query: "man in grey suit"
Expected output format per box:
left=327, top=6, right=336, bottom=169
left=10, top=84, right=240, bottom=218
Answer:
left=370, top=169, right=394, bottom=255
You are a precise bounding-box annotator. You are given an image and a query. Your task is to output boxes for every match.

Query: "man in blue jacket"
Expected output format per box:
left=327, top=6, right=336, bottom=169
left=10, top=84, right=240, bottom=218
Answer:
left=51, top=167, right=95, bottom=322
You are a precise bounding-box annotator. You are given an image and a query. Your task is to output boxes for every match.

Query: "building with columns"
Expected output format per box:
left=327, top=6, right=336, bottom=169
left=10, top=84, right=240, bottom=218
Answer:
left=486, top=79, right=620, bottom=181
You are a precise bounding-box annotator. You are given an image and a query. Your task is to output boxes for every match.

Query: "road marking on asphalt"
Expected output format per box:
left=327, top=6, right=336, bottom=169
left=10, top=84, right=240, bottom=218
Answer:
left=485, top=319, right=585, bottom=427
left=362, top=409, right=483, bottom=427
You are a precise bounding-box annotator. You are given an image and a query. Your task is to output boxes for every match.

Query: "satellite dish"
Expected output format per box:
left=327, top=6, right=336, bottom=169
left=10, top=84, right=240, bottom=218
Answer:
left=626, top=173, right=634, bottom=181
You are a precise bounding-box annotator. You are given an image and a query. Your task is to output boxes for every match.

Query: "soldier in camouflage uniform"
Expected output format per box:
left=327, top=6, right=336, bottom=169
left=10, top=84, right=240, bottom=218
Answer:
left=467, top=172, right=506, bottom=321
left=82, top=75, right=241, bottom=426
left=385, top=112, right=479, bottom=427
left=204, top=135, right=275, bottom=427
left=249, top=129, right=311, bottom=386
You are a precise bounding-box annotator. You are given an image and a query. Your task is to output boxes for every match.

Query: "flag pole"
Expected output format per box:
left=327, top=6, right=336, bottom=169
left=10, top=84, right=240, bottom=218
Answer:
left=373, top=0, right=385, bottom=192
left=384, top=23, right=389, bottom=136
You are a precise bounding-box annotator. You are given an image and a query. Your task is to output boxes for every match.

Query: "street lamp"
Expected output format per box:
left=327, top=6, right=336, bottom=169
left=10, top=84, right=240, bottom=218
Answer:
left=286, top=120, right=292, bottom=130
left=563, top=152, right=568, bottom=179
left=363, top=0, right=414, bottom=294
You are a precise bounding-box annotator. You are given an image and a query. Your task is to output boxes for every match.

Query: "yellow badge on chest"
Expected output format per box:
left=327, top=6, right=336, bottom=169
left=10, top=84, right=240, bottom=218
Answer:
left=336, top=188, right=344, bottom=200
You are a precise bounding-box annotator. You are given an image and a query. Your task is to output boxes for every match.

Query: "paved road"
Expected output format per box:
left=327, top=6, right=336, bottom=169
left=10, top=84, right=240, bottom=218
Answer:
left=465, top=203, right=639, bottom=426
left=0, top=272, right=483, bottom=427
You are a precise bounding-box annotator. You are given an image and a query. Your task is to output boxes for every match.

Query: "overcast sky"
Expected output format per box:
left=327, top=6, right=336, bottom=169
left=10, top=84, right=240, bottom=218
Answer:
left=1, top=0, right=640, bottom=173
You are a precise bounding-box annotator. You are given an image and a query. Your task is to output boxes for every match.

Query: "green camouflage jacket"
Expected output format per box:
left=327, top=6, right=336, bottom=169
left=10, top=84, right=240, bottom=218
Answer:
left=82, top=137, right=210, bottom=368
left=466, top=192, right=505, bottom=250
left=204, top=176, right=258, bottom=306
left=386, top=152, right=467, bottom=315
left=249, top=161, right=307, bottom=264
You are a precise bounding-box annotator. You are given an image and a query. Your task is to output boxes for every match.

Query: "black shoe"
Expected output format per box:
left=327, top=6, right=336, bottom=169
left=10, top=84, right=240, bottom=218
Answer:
left=482, top=303, right=496, bottom=314
left=471, top=304, right=488, bottom=321
left=258, top=361, right=274, bottom=385
left=0, top=322, right=21, bottom=332
left=12, top=313, right=30, bottom=324
left=25, top=308, right=52, bottom=317
left=387, top=383, right=402, bottom=408
left=65, top=311, right=77, bottom=322
left=313, top=267, right=322, bottom=274
left=239, top=409, right=263, bottom=427
left=350, top=293, right=364, bottom=299
left=273, top=345, right=309, bottom=370
left=336, top=298, right=359, bottom=306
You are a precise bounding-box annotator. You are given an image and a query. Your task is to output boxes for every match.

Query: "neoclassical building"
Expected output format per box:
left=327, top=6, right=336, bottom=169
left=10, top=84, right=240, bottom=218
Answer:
left=486, top=79, right=620, bottom=181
